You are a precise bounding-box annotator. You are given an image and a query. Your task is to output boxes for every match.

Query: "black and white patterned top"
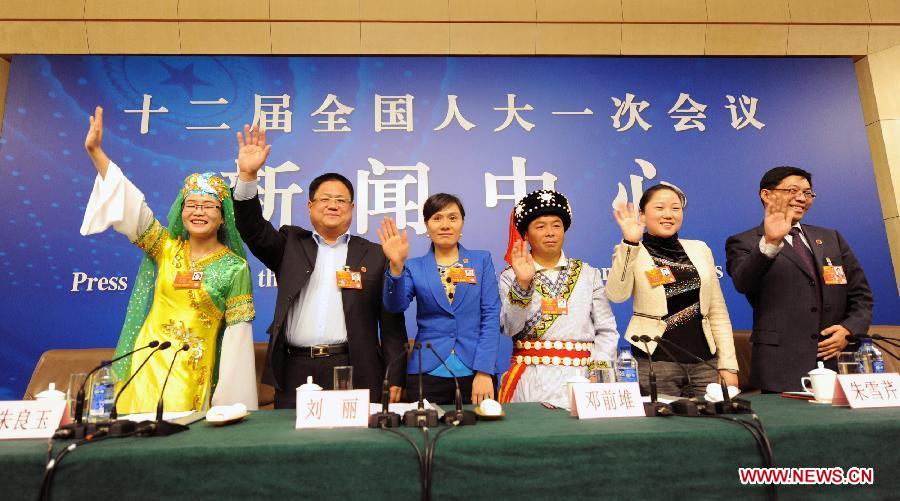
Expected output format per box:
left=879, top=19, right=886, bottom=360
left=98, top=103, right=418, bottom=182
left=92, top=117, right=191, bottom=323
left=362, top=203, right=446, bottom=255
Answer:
left=635, top=232, right=714, bottom=363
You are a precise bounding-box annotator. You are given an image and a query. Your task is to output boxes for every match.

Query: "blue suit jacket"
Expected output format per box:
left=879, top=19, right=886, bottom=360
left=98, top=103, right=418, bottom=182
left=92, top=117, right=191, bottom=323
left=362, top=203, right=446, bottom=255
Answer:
left=383, top=245, right=501, bottom=375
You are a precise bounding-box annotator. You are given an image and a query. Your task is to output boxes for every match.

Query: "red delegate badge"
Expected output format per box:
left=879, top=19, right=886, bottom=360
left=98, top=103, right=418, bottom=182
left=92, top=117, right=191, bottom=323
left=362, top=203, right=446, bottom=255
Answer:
left=448, top=267, right=477, bottom=284
left=173, top=271, right=203, bottom=289
left=336, top=270, right=363, bottom=289
left=645, top=266, right=676, bottom=287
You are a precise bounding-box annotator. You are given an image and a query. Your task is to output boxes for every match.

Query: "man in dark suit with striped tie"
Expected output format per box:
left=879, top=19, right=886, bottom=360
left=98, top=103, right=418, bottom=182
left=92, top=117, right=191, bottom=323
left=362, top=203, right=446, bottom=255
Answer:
left=725, top=166, right=873, bottom=392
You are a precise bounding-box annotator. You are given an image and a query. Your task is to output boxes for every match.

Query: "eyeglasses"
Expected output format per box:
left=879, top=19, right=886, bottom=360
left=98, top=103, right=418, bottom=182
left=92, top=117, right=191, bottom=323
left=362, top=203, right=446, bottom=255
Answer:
left=313, top=197, right=351, bottom=207
left=183, top=203, right=221, bottom=212
left=769, top=187, right=817, bottom=199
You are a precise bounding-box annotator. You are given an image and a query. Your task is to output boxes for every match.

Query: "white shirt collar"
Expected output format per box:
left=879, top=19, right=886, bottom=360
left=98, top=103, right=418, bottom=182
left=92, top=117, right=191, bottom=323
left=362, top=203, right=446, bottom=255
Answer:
left=313, top=230, right=350, bottom=247
left=534, top=251, right=567, bottom=272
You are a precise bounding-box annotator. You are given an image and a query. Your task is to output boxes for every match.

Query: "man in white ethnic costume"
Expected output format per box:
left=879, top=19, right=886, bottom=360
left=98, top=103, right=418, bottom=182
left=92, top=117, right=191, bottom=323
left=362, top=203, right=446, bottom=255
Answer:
left=498, top=189, right=619, bottom=405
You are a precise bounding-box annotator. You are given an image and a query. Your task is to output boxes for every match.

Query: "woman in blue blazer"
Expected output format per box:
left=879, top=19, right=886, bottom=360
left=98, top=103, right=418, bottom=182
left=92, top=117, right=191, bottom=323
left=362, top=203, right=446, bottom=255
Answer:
left=378, top=193, right=501, bottom=405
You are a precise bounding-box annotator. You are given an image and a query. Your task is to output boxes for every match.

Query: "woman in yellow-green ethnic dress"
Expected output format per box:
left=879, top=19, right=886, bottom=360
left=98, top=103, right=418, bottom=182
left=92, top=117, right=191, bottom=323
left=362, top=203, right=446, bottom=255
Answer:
left=80, top=106, right=257, bottom=414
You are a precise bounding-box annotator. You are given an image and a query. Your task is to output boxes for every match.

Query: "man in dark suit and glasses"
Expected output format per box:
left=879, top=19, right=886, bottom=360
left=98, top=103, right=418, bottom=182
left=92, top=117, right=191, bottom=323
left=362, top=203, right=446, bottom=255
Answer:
left=231, top=124, right=408, bottom=408
left=726, top=166, right=873, bottom=392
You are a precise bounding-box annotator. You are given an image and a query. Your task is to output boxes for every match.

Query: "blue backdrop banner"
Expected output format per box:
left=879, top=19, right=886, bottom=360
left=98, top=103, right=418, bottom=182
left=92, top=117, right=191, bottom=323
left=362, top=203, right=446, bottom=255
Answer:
left=1, top=56, right=895, bottom=399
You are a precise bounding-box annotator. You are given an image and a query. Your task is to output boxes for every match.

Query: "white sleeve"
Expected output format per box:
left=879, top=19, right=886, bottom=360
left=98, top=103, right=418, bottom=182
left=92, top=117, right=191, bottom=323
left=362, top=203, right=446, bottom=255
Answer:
left=758, top=235, right=784, bottom=259
left=233, top=178, right=259, bottom=201
left=590, top=268, right=620, bottom=362
left=210, top=321, right=259, bottom=410
left=499, top=268, right=539, bottom=338
left=80, top=160, right=155, bottom=241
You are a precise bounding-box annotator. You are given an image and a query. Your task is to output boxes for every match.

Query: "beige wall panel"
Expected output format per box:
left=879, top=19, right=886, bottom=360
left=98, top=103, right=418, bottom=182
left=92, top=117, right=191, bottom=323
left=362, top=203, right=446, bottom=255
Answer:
left=865, top=43, right=900, bottom=119
left=536, top=0, right=622, bottom=21
left=0, top=0, right=84, bottom=20
left=271, top=0, right=359, bottom=20
left=883, top=216, right=900, bottom=290
left=855, top=56, right=878, bottom=125
left=869, top=26, right=900, bottom=53
left=622, top=24, right=705, bottom=55
left=705, top=24, right=788, bottom=55
left=87, top=22, right=181, bottom=54
left=536, top=24, right=621, bottom=54
left=450, top=23, right=535, bottom=54
left=788, top=0, right=871, bottom=23
left=450, top=0, right=536, bottom=22
left=0, top=57, right=9, bottom=135
left=868, top=0, right=900, bottom=22
left=706, top=0, right=790, bottom=22
left=178, top=0, right=270, bottom=20
left=180, top=22, right=271, bottom=54
left=0, top=22, right=88, bottom=53
left=85, top=0, right=178, bottom=19
left=361, top=23, right=449, bottom=54
left=360, top=0, right=449, bottom=21
left=622, top=0, right=706, bottom=22
left=272, top=22, right=361, bottom=53
left=867, top=121, right=899, bottom=219
left=787, top=25, right=868, bottom=55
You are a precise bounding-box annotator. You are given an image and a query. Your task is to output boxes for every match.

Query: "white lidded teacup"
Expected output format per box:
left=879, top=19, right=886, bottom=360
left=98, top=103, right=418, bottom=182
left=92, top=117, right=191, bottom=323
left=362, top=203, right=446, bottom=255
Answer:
left=801, top=361, right=837, bottom=404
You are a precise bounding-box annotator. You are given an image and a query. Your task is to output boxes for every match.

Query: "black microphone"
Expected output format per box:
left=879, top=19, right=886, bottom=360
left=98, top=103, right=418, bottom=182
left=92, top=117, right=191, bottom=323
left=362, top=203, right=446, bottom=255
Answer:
left=425, top=342, right=476, bottom=426
left=848, top=334, right=900, bottom=363
left=137, top=343, right=191, bottom=437
left=55, top=340, right=161, bottom=439
left=75, top=340, right=160, bottom=424
left=110, top=341, right=171, bottom=421
left=156, top=343, right=189, bottom=421
left=652, top=336, right=750, bottom=414
left=631, top=335, right=669, bottom=417
left=369, top=342, right=412, bottom=429
left=643, top=335, right=695, bottom=399
left=849, top=333, right=900, bottom=349
left=631, top=335, right=658, bottom=402
left=402, top=343, right=439, bottom=428
left=640, top=335, right=701, bottom=416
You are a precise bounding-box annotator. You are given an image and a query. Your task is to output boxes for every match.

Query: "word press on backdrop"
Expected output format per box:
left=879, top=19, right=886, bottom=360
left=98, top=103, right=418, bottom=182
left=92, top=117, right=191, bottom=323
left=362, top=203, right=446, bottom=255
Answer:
left=0, top=56, right=896, bottom=399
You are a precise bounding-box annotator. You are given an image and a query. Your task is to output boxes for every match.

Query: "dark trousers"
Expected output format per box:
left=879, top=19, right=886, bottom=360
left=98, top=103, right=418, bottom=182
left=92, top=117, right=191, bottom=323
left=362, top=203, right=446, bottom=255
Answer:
left=404, top=373, right=475, bottom=405
left=637, top=357, right=718, bottom=399
left=275, top=352, right=350, bottom=409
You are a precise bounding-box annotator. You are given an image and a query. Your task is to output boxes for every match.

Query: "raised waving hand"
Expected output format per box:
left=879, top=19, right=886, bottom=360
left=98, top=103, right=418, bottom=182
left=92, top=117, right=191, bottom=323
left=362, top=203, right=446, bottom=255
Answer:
left=84, top=106, right=111, bottom=178
left=236, top=124, right=272, bottom=182
left=377, top=216, right=409, bottom=277
left=612, top=200, right=645, bottom=243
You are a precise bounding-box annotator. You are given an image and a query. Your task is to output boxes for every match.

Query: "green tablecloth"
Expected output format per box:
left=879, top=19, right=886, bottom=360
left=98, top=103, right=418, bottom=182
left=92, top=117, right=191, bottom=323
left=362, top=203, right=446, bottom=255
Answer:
left=1, top=395, right=897, bottom=500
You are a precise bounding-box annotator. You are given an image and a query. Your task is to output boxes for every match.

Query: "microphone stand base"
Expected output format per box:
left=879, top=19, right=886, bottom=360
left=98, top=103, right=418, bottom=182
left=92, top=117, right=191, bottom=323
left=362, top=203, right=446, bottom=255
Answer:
left=442, top=409, right=477, bottom=426
left=107, top=419, right=138, bottom=437
left=670, top=399, right=701, bottom=416
left=368, top=412, right=402, bottom=428
left=728, top=398, right=753, bottom=414
left=402, top=409, right=439, bottom=428
left=699, top=397, right=753, bottom=415
left=139, top=420, right=189, bottom=436
left=643, top=401, right=672, bottom=417
left=54, top=421, right=100, bottom=440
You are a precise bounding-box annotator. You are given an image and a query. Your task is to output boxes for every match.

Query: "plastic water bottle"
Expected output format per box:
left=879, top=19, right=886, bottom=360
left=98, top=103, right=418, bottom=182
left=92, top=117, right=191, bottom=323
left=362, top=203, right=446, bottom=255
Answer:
left=616, top=347, right=639, bottom=383
left=88, top=363, right=117, bottom=421
left=855, top=339, right=885, bottom=374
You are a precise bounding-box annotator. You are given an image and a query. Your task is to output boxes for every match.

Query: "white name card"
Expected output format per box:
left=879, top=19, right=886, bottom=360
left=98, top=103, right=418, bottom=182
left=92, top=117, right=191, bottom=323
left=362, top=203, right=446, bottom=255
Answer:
left=832, top=373, right=900, bottom=408
left=569, top=382, right=645, bottom=419
left=296, top=390, right=370, bottom=429
left=0, top=400, right=67, bottom=440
